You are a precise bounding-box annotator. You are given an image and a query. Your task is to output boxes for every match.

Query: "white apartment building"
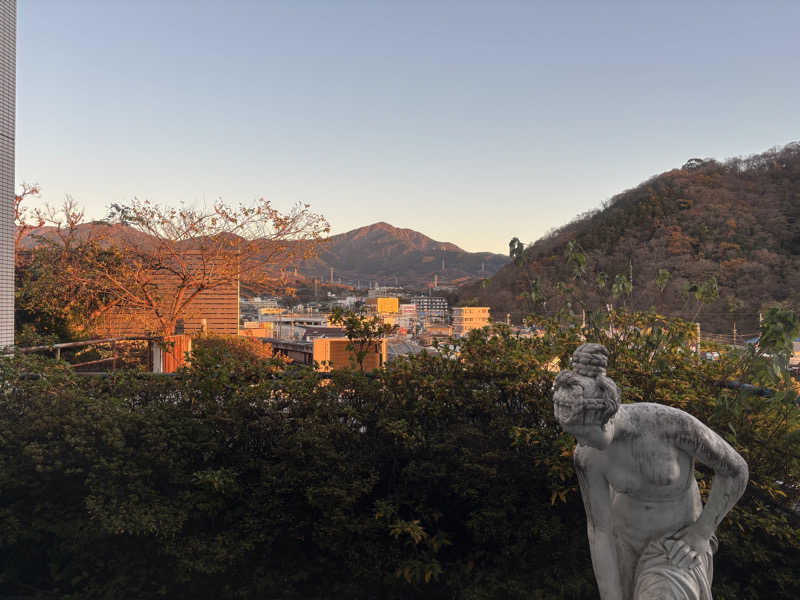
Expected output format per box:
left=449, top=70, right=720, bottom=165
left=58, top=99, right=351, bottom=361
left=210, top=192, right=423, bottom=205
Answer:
left=412, top=296, right=448, bottom=322
left=0, top=1, right=14, bottom=348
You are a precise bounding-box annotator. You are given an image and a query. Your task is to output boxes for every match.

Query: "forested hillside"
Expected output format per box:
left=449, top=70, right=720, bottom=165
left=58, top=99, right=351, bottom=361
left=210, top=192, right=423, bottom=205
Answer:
left=462, top=142, right=800, bottom=333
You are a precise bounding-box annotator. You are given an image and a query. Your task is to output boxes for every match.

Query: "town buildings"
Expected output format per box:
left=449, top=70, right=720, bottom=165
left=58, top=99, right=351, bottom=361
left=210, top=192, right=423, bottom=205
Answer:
left=0, top=0, right=13, bottom=348
left=240, top=296, right=280, bottom=320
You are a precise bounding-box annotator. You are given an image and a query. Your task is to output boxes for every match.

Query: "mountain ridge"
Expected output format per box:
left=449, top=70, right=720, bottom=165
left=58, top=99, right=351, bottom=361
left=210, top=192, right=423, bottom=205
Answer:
left=18, top=220, right=508, bottom=290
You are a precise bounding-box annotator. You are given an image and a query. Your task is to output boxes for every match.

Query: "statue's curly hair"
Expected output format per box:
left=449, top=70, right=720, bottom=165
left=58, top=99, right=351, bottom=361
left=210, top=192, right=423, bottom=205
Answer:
left=552, top=344, right=620, bottom=426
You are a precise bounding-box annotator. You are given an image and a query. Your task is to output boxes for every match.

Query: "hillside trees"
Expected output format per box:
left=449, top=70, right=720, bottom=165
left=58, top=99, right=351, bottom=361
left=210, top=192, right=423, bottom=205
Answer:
left=466, top=142, right=800, bottom=333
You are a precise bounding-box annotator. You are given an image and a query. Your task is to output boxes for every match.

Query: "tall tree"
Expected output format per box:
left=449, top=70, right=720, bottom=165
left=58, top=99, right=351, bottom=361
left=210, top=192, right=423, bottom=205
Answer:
left=18, top=197, right=329, bottom=339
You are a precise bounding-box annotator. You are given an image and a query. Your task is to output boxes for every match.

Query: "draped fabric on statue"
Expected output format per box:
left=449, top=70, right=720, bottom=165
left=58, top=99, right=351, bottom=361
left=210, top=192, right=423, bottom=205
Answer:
left=633, top=536, right=717, bottom=600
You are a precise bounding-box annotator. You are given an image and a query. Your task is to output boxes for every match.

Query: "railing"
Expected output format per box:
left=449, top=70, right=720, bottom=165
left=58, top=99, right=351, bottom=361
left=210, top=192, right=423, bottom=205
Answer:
left=15, top=336, right=157, bottom=371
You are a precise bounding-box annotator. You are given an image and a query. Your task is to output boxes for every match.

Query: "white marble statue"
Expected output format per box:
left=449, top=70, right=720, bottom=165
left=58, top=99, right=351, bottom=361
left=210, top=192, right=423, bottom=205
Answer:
left=552, top=343, right=748, bottom=600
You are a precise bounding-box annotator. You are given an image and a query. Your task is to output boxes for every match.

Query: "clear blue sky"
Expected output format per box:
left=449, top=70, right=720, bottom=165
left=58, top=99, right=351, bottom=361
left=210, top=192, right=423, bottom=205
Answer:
left=15, top=0, right=800, bottom=254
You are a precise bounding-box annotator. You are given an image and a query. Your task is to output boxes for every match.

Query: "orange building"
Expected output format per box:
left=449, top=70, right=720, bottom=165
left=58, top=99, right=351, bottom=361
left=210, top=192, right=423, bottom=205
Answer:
left=312, top=337, right=387, bottom=372
left=239, top=321, right=274, bottom=338
left=366, top=296, right=399, bottom=314
left=452, top=307, right=490, bottom=337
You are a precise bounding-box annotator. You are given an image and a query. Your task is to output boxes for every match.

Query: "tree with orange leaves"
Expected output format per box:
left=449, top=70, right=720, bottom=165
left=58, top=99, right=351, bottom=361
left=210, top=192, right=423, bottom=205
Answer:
left=17, top=195, right=329, bottom=340
left=15, top=192, right=120, bottom=341
left=13, top=182, right=43, bottom=257
left=95, top=197, right=329, bottom=338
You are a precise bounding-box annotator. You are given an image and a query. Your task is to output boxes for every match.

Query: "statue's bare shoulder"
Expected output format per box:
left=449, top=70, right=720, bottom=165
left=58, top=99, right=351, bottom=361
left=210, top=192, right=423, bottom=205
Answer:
left=622, top=402, right=747, bottom=478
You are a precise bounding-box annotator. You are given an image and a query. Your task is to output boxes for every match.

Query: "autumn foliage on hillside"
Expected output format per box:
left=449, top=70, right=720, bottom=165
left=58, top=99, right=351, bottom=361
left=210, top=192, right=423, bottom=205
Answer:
left=466, top=142, right=800, bottom=333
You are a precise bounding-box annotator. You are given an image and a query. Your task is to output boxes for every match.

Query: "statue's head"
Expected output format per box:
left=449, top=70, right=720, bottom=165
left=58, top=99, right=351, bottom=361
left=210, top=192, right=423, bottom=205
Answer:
left=552, top=343, right=620, bottom=449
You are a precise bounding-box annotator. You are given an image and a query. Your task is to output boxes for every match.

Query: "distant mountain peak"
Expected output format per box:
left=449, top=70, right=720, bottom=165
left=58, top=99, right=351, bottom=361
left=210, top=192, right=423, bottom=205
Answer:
left=300, top=222, right=508, bottom=287
left=365, top=221, right=394, bottom=230
left=334, top=222, right=464, bottom=252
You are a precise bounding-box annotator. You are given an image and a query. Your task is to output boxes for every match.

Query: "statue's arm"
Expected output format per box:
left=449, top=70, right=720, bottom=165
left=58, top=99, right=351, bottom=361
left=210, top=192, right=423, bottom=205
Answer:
left=670, top=412, right=748, bottom=565
left=575, top=447, right=623, bottom=600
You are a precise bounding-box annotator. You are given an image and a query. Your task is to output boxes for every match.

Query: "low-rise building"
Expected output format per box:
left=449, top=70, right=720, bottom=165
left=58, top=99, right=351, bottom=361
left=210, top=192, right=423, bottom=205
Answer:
left=239, top=322, right=273, bottom=338
left=452, top=306, right=491, bottom=337
left=366, top=296, right=400, bottom=315
left=417, top=323, right=453, bottom=346
left=313, top=337, right=387, bottom=372
left=398, top=303, right=417, bottom=330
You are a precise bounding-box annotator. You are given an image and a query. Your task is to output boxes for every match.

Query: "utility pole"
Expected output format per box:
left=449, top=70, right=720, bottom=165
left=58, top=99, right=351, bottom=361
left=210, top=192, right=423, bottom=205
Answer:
left=696, top=322, right=701, bottom=356
left=733, top=322, right=737, bottom=347
left=330, top=267, right=334, bottom=284
left=629, top=261, right=633, bottom=294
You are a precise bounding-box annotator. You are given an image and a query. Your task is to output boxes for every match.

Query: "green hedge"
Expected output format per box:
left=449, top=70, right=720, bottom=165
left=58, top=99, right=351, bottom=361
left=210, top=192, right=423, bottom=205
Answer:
left=0, top=318, right=797, bottom=599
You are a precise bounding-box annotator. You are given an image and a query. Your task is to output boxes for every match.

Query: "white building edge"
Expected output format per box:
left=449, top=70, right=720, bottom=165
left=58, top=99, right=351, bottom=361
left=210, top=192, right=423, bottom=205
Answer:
left=0, top=0, right=14, bottom=348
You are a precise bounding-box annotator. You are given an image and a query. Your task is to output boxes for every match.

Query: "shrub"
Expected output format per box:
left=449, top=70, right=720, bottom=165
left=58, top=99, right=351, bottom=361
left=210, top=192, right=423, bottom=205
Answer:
left=0, top=315, right=797, bottom=599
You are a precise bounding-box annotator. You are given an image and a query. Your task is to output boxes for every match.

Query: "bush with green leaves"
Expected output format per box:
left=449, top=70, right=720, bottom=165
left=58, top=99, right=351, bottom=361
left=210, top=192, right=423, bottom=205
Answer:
left=0, top=317, right=797, bottom=598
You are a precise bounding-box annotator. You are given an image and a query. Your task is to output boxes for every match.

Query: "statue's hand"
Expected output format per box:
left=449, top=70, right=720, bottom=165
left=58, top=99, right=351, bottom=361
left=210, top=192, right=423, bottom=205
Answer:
left=666, top=523, right=712, bottom=570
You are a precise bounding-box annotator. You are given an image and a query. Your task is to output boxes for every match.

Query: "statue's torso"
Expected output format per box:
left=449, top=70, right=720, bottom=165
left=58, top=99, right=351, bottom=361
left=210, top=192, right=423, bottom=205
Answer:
left=592, top=406, right=705, bottom=563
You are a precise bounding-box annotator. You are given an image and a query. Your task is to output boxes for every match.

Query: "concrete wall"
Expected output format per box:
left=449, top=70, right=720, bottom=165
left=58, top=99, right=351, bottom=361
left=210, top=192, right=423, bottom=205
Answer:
left=0, top=1, right=14, bottom=348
